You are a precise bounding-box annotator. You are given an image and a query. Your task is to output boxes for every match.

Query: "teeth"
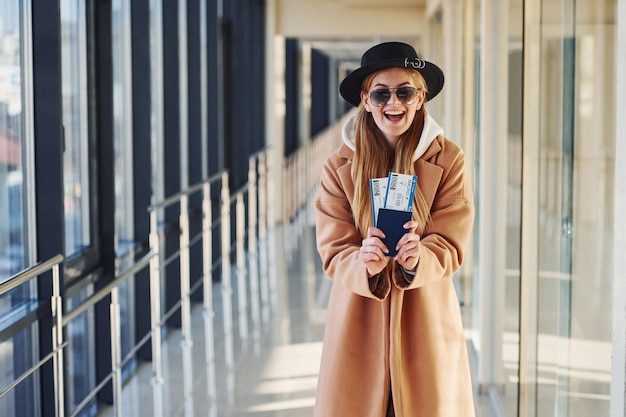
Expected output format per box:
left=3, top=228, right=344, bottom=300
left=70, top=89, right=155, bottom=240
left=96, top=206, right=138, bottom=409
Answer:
left=385, top=110, right=404, bottom=115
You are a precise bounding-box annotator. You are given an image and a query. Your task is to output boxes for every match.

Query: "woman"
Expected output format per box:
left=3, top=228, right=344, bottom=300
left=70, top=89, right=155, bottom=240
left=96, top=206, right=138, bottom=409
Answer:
left=314, top=41, right=476, bottom=417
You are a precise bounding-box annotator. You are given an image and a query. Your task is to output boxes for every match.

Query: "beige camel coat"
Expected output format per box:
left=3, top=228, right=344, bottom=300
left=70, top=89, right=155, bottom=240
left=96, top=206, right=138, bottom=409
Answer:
left=314, top=134, right=476, bottom=417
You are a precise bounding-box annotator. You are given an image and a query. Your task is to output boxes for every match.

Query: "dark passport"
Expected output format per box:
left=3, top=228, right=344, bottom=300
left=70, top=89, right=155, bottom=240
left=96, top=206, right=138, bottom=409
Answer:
left=375, top=208, right=412, bottom=257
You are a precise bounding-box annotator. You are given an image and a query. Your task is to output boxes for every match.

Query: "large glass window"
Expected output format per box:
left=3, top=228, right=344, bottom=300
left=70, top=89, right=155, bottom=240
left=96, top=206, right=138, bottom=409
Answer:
left=112, top=0, right=134, bottom=250
left=65, top=285, right=97, bottom=417
left=0, top=327, right=40, bottom=417
left=61, top=0, right=91, bottom=256
left=469, top=1, right=523, bottom=415
left=0, top=0, right=28, bottom=282
left=534, top=0, right=615, bottom=415
left=149, top=0, right=166, bottom=313
left=112, top=0, right=136, bottom=372
left=0, top=1, right=38, bottom=416
left=150, top=0, right=164, bottom=205
left=60, top=2, right=97, bottom=414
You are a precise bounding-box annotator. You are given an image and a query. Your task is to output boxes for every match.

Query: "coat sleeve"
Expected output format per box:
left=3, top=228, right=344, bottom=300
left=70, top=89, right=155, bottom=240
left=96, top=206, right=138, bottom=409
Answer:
left=315, top=157, right=391, bottom=300
left=392, top=144, right=475, bottom=290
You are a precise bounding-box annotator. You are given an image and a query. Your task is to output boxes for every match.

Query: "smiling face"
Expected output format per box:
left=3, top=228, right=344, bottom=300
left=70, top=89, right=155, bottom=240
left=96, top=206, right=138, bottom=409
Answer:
left=360, top=67, right=426, bottom=149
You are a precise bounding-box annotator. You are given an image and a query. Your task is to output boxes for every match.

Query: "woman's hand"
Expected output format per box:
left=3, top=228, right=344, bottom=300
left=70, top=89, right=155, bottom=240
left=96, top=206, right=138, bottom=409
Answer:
left=359, top=226, right=389, bottom=276
left=395, top=220, right=421, bottom=272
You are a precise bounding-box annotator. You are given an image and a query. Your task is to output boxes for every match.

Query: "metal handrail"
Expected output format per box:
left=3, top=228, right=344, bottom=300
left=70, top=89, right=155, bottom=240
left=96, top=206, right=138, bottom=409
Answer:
left=0, top=341, right=67, bottom=400
left=146, top=150, right=272, bottom=415
left=0, top=148, right=273, bottom=417
left=147, top=170, right=226, bottom=212
left=281, top=113, right=345, bottom=223
left=0, top=254, right=64, bottom=294
left=0, top=253, right=65, bottom=417
left=62, top=251, right=152, bottom=325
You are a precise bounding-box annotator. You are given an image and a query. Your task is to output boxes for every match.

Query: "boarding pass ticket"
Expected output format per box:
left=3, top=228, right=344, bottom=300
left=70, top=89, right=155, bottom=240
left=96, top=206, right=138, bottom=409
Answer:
left=383, top=172, right=417, bottom=212
left=369, top=177, right=389, bottom=225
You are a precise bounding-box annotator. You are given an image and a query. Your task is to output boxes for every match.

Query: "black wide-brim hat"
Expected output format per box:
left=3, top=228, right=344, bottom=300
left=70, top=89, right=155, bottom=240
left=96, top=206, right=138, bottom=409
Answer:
left=339, top=41, right=445, bottom=107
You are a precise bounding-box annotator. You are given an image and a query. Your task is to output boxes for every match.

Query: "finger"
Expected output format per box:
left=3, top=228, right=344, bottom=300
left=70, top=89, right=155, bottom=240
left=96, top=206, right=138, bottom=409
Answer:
left=402, top=220, right=419, bottom=233
left=361, top=244, right=386, bottom=260
left=397, top=239, right=419, bottom=257
left=396, top=231, right=421, bottom=250
left=395, top=251, right=417, bottom=270
left=397, top=240, right=419, bottom=254
left=396, top=234, right=416, bottom=251
left=361, top=252, right=379, bottom=263
left=363, top=236, right=389, bottom=254
left=367, top=226, right=386, bottom=239
left=396, top=249, right=411, bottom=262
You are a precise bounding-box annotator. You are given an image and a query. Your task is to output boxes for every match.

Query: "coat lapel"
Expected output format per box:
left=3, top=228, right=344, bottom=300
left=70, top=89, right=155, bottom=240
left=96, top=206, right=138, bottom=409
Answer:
left=336, top=144, right=355, bottom=204
left=415, top=138, right=444, bottom=211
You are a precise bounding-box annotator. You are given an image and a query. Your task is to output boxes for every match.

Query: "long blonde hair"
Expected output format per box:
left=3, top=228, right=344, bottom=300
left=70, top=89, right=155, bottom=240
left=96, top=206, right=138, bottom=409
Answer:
left=352, top=69, right=432, bottom=237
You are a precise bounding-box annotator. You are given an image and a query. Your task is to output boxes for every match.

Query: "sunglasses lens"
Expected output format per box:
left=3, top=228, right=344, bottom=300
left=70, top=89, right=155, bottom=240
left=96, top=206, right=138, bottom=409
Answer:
left=370, top=90, right=391, bottom=106
left=396, top=87, right=418, bottom=104
left=369, top=87, right=418, bottom=106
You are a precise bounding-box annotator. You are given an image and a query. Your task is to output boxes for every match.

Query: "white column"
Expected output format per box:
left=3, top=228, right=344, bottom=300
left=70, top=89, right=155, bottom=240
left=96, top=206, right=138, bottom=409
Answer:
left=460, top=0, right=477, bottom=310
left=611, top=2, right=626, bottom=416
left=477, top=0, right=508, bottom=392
left=442, top=0, right=463, bottom=145
left=265, top=0, right=283, bottom=226
left=518, top=0, right=541, bottom=415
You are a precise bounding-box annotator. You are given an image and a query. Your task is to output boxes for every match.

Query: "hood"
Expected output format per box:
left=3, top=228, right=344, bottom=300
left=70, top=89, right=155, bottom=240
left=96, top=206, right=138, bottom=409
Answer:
left=341, top=111, right=444, bottom=161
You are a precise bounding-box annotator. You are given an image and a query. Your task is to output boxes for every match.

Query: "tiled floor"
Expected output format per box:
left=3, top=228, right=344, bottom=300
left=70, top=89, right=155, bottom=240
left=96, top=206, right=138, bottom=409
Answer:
left=97, top=212, right=493, bottom=417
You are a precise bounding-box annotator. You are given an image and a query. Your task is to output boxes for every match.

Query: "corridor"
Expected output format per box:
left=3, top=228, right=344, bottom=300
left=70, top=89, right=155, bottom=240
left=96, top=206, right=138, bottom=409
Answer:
left=96, top=207, right=491, bottom=417
left=96, top=209, right=327, bottom=417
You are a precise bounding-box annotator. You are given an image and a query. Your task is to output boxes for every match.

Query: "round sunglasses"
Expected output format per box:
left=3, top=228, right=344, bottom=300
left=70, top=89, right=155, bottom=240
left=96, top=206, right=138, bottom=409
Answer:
left=368, top=87, right=421, bottom=107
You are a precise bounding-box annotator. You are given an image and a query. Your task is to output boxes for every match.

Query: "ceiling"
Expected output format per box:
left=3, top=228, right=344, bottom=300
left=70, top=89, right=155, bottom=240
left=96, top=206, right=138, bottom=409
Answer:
left=275, top=0, right=430, bottom=40
left=275, top=0, right=431, bottom=65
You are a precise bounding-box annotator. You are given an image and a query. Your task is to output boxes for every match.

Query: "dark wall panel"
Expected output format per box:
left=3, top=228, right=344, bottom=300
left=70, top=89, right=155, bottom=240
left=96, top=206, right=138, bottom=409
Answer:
left=310, top=49, right=331, bottom=137
left=284, top=38, right=300, bottom=157
left=32, top=0, right=64, bottom=414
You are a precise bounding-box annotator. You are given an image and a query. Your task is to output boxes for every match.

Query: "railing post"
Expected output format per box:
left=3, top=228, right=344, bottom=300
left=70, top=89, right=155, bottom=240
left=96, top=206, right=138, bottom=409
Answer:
left=235, top=193, right=248, bottom=349
left=220, top=172, right=235, bottom=404
left=298, top=150, right=303, bottom=216
left=247, top=156, right=261, bottom=353
left=148, top=205, right=164, bottom=417
left=289, top=155, right=294, bottom=221
left=202, top=182, right=218, bottom=417
left=258, top=152, right=270, bottom=323
left=282, top=158, right=287, bottom=224
left=52, top=263, right=65, bottom=417
left=179, top=193, right=194, bottom=417
left=110, top=287, right=122, bottom=417
left=283, top=157, right=291, bottom=251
